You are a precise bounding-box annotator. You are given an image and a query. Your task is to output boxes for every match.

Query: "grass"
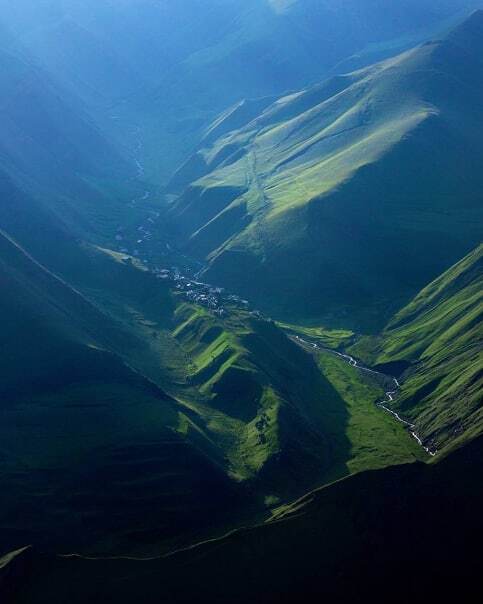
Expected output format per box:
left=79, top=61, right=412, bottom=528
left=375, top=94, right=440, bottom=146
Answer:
left=315, top=350, right=424, bottom=479
left=351, top=244, right=483, bottom=454
left=170, top=300, right=422, bottom=492
left=277, top=321, right=355, bottom=349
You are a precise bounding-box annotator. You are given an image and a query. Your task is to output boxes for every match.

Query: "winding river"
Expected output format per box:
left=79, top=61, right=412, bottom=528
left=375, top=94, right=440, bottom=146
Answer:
left=292, top=336, right=437, bottom=457
left=125, top=131, right=437, bottom=458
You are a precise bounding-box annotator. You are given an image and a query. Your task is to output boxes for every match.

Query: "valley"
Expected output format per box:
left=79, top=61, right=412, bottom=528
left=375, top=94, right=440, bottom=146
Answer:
left=0, top=3, right=482, bottom=603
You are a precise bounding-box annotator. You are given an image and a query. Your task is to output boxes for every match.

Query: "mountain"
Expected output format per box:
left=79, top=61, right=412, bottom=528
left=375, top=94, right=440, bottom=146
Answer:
left=4, top=436, right=482, bottom=604
left=167, top=11, right=483, bottom=329
left=0, top=9, right=432, bottom=557
left=0, top=5, right=482, bottom=603
left=1, top=1, right=479, bottom=182
left=352, top=244, right=483, bottom=455
left=0, top=214, right=423, bottom=555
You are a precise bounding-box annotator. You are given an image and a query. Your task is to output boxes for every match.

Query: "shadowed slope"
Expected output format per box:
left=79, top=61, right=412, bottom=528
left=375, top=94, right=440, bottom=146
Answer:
left=0, top=226, right=245, bottom=556
left=3, top=436, right=482, bottom=604
left=0, top=36, right=136, bottom=239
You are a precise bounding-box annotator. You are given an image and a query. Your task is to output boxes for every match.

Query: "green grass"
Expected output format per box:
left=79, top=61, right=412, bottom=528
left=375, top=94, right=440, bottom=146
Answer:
left=315, top=350, right=424, bottom=479
left=277, top=321, right=355, bottom=349
left=169, top=301, right=422, bottom=492
left=351, top=244, right=483, bottom=454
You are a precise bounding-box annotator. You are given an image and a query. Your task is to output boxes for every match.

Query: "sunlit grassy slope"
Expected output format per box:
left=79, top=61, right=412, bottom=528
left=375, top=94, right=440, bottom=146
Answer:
left=169, top=11, right=483, bottom=328
left=352, top=244, right=482, bottom=455
left=1, top=0, right=478, bottom=184
left=169, top=303, right=422, bottom=491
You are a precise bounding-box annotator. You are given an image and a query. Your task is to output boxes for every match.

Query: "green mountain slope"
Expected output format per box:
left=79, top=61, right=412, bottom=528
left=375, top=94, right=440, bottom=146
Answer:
left=168, top=11, right=483, bottom=328
left=353, top=244, right=483, bottom=455
left=0, top=180, right=423, bottom=556
left=1, top=1, right=478, bottom=183
left=168, top=302, right=422, bottom=495
left=1, top=1, right=481, bottom=578
left=4, top=436, right=482, bottom=604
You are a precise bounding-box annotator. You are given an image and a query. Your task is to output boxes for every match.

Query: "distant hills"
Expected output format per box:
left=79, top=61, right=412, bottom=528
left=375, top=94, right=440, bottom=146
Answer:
left=167, top=10, right=483, bottom=328
left=0, top=37, right=135, bottom=239
left=1, top=0, right=480, bottom=181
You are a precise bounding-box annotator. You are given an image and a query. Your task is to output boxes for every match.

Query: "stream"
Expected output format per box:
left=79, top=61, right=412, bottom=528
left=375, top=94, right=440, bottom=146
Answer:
left=124, top=130, right=437, bottom=458
left=292, top=336, right=437, bottom=457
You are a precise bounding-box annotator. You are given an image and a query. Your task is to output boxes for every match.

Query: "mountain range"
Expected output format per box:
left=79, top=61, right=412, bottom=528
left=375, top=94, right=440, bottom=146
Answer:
left=0, top=4, right=481, bottom=602
left=1, top=0, right=480, bottom=181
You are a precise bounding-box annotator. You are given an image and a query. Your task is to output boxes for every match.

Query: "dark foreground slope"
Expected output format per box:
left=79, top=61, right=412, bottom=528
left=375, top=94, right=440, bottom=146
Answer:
left=353, top=244, right=483, bottom=455
left=3, top=436, right=482, bottom=604
left=168, top=11, right=483, bottom=328
left=0, top=225, right=245, bottom=555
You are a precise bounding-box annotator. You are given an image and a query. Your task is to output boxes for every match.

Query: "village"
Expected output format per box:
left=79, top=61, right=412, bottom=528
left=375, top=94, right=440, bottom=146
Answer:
left=114, top=202, right=261, bottom=319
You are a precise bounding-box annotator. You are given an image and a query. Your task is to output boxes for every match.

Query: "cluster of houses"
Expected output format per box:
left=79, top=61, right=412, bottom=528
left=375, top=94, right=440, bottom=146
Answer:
left=116, top=214, right=263, bottom=318
left=152, top=266, right=260, bottom=318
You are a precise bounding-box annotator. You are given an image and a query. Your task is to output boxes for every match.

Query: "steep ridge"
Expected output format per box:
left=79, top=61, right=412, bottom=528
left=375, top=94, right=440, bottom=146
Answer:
left=352, top=244, right=483, bottom=455
left=168, top=11, right=483, bottom=328
left=0, top=171, right=246, bottom=555
left=3, top=436, right=482, bottom=604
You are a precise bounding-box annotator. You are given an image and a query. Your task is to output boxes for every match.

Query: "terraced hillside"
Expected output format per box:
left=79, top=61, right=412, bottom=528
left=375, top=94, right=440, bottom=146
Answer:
left=168, top=11, right=483, bottom=328
left=352, top=244, right=483, bottom=456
